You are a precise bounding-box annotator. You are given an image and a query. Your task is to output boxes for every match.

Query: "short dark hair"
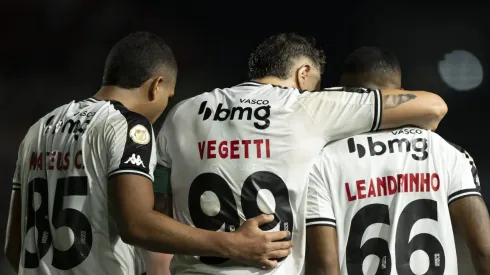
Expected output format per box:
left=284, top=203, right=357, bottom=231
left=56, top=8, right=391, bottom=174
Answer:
left=342, top=46, right=400, bottom=76
left=102, top=32, right=177, bottom=89
left=248, top=33, right=325, bottom=80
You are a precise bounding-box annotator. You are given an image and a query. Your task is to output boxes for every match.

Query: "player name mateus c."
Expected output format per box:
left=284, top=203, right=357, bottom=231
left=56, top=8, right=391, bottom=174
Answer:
left=29, top=150, right=85, bottom=171
left=198, top=139, right=271, bottom=159
left=345, top=172, right=440, bottom=201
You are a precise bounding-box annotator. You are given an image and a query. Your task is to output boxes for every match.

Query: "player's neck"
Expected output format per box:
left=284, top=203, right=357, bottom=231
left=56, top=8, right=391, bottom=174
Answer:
left=94, top=86, right=142, bottom=110
left=253, top=77, right=298, bottom=89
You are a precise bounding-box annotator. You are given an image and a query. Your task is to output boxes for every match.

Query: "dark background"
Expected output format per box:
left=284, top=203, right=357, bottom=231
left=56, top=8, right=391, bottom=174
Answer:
left=1, top=1, right=488, bottom=273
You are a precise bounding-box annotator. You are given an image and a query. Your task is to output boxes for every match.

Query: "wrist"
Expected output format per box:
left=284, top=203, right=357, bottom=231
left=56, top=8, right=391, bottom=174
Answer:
left=212, top=232, right=235, bottom=258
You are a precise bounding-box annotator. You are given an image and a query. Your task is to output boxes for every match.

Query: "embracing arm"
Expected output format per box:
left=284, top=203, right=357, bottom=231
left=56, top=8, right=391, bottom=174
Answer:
left=109, top=174, right=291, bottom=269
left=299, top=87, right=447, bottom=142
left=379, top=90, right=447, bottom=131
left=109, top=174, right=232, bottom=256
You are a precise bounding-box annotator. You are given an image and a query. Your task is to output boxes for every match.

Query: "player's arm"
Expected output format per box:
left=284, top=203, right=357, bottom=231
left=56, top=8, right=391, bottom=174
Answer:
left=145, top=164, right=173, bottom=275
left=144, top=251, right=172, bottom=275
left=5, top=189, right=21, bottom=274
left=106, top=114, right=291, bottom=269
left=153, top=164, right=173, bottom=217
left=451, top=197, right=490, bottom=275
left=110, top=174, right=291, bottom=268
left=306, top=226, right=340, bottom=275
left=298, top=87, right=447, bottom=141
left=4, top=141, right=25, bottom=273
left=379, top=90, right=446, bottom=131
left=305, top=153, right=341, bottom=275
left=446, top=144, right=490, bottom=274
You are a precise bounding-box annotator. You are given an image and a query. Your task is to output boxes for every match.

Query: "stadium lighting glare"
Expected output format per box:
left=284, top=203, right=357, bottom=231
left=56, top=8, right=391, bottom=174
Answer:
left=438, top=50, right=483, bottom=91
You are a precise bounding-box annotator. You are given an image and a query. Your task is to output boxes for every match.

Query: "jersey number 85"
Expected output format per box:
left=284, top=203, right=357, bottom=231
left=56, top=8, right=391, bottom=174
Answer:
left=23, top=177, right=93, bottom=270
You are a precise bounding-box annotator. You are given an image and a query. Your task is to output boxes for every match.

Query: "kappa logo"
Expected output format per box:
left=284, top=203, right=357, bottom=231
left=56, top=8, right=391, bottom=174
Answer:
left=198, top=101, right=271, bottom=130
left=347, top=136, right=429, bottom=161
left=124, top=154, right=146, bottom=167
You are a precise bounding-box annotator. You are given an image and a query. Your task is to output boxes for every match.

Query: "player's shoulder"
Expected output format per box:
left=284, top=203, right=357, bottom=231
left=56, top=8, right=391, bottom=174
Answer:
left=227, top=81, right=301, bottom=98
left=105, top=100, right=153, bottom=137
left=25, top=100, right=76, bottom=136
left=430, top=132, right=472, bottom=158
left=320, top=126, right=432, bottom=157
left=163, top=95, right=203, bottom=126
left=317, top=138, right=349, bottom=165
left=299, top=86, right=379, bottom=98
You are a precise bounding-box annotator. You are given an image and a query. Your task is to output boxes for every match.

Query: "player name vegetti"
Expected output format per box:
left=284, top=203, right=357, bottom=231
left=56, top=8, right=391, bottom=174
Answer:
left=198, top=139, right=271, bottom=159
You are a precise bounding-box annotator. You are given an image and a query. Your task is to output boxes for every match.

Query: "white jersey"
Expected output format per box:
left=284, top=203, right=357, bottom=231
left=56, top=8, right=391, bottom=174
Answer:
left=306, top=127, right=482, bottom=275
left=12, top=98, right=157, bottom=275
left=156, top=81, right=382, bottom=274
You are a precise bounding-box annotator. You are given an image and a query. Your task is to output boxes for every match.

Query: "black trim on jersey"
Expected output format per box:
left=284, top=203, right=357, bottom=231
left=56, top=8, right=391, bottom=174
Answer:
left=446, top=141, right=464, bottom=153
left=235, top=81, right=263, bottom=87
left=371, top=88, right=381, bottom=131
left=305, top=217, right=336, bottom=227
left=235, top=80, right=307, bottom=92
left=332, top=88, right=383, bottom=131
left=378, top=89, right=384, bottom=130
left=446, top=141, right=481, bottom=191
left=448, top=188, right=481, bottom=204
left=108, top=170, right=153, bottom=182
left=306, top=224, right=336, bottom=229
left=77, top=98, right=99, bottom=103
left=12, top=183, right=21, bottom=190
left=448, top=193, right=482, bottom=205
left=110, top=101, right=153, bottom=178
left=249, top=80, right=294, bottom=90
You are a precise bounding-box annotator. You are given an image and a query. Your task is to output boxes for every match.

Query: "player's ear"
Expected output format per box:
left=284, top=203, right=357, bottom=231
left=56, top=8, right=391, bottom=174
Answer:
left=148, top=76, right=164, bottom=102
left=295, top=64, right=311, bottom=90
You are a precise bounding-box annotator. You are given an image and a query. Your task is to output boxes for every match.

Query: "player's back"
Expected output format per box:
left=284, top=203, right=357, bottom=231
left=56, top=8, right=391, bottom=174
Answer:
left=15, top=98, right=149, bottom=275
left=161, top=82, right=340, bottom=274
left=307, top=127, right=481, bottom=275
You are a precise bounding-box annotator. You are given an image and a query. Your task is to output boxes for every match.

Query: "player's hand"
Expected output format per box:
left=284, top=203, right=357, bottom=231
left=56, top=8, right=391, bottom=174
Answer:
left=228, top=214, right=292, bottom=269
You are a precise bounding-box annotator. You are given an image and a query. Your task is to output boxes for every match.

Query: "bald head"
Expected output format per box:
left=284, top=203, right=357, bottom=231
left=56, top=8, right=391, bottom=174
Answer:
left=340, top=47, right=401, bottom=90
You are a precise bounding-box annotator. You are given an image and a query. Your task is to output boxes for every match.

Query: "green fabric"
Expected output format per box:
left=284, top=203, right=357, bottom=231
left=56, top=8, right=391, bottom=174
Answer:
left=153, top=164, right=172, bottom=194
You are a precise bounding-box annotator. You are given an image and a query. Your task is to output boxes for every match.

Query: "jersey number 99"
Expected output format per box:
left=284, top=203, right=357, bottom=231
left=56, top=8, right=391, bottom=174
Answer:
left=188, top=171, right=293, bottom=265
left=346, top=199, right=445, bottom=275
left=23, top=177, right=93, bottom=270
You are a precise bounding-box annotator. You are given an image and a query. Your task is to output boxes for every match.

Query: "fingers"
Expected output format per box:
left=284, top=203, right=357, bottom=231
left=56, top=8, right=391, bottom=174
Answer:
left=259, top=259, right=278, bottom=270
left=248, top=214, right=274, bottom=226
left=268, top=239, right=293, bottom=251
left=264, top=248, right=291, bottom=260
left=265, top=230, right=291, bottom=242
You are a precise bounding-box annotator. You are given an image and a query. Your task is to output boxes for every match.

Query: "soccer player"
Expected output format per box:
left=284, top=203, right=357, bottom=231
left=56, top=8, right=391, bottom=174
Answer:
left=4, top=32, right=293, bottom=275
left=154, top=34, right=448, bottom=274
left=305, top=47, right=490, bottom=275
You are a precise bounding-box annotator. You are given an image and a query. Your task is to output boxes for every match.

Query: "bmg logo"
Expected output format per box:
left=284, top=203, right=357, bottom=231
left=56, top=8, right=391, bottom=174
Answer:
left=347, top=137, right=429, bottom=161
left=198, top=101, right=271, bottom=130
